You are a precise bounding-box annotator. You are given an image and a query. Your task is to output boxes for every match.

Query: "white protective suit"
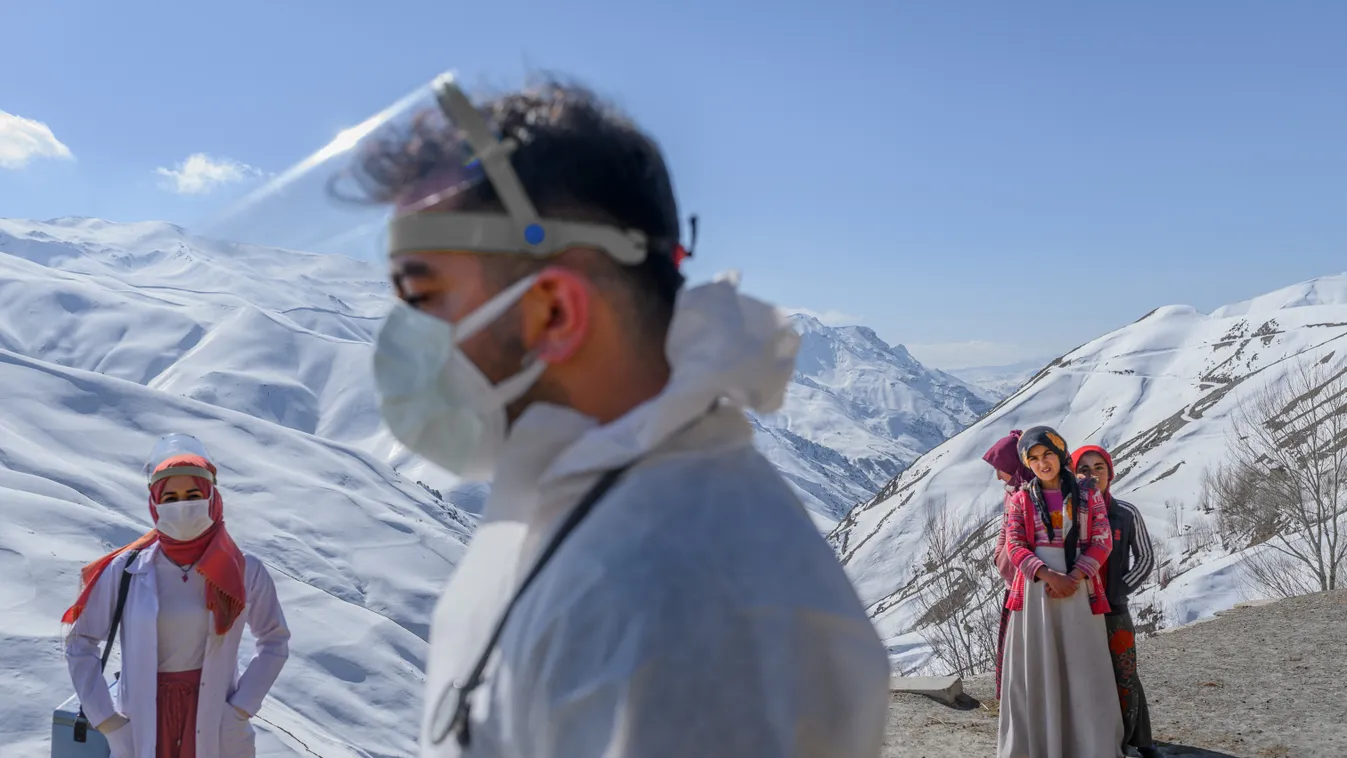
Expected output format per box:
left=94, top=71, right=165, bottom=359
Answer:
left=419, top=276, right=890, bottom=758
left=66, top=543, right=290, bottom=758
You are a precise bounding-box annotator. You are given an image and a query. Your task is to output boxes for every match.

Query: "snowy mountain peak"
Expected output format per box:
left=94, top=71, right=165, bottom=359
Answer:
left=757, top=313, right=994, bottom=525
left=784, top=311, right=831, bottom=331
left=787, top=314, right=922, bottom=373
left=43, top=216, right=183, bottom=233
left=8, top=217, right=191, bottom=251
left=1211, top=272, right=1347, bottom=318
left=1119, top=275, right=1347, bottom=337
left=1138, top=303, right=1201, bottom=322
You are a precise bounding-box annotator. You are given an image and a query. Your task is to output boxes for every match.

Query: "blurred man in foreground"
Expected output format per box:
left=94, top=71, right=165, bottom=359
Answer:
left=358, top=74, right=889, bottom=758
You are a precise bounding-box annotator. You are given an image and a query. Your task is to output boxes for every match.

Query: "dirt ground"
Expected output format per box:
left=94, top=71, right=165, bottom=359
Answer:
left=883, top=590, right=1347, bottom=757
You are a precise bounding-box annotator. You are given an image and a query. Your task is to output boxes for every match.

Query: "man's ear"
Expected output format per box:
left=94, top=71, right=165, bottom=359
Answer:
left=524, top=266, right=592, bottom=363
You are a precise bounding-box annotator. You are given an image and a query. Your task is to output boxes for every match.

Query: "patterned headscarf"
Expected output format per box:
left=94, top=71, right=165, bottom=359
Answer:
left=1017, top=425, right=1084, bottom=545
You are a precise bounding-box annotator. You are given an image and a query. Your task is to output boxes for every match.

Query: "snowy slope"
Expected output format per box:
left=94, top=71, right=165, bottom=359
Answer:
left=754, top=314, right=992, bottom=524
left=829, top=273, right=1347, bottom=670
left=0, top=219, right=461, bottom=756
left=0, top=217, right=470, bottom=503
left=0, top=346, right=474, bottom=756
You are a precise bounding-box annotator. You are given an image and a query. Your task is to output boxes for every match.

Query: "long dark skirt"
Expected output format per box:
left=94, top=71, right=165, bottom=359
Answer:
left=1105, top=610, right=1154, bottom=749
left=995, top=589, right=1011, bottom=700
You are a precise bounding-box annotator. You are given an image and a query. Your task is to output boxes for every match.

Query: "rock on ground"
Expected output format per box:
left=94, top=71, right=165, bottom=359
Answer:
left=883, top=674, right=999, bottom=758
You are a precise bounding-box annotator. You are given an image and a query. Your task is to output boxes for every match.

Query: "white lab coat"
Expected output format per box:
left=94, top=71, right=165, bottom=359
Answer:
left=66, top=542, right=291, bottom=758
left=419, top=277, right=891, bottom=758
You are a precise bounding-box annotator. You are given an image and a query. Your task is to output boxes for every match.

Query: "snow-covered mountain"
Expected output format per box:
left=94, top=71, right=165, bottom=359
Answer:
left=829, top=273, right=1347, bottom=671
left=754, top=314, right=992, bottom=525
left=0, top=217, right=984, bottom=754
left=0, top=217, right=504, bottom=510
left=0, top=218, right=987, bottom=525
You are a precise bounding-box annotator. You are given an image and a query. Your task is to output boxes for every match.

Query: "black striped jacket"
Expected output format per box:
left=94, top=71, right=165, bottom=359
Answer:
left=1104, top=496, right=1156, bottom=614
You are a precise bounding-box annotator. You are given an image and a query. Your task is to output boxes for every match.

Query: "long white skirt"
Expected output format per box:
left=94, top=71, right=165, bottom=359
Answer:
left=997, top=547, right=1124, bottom=758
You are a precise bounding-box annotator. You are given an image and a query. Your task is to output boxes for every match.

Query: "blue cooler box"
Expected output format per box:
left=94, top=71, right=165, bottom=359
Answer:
left=50, top=678, right=117, bottom=758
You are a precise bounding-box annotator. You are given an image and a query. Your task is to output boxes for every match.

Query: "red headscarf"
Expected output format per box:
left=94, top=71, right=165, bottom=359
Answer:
left=1071, top=445, right=1113, bottom=477
left=1071, top=444, right=1115, bottom=496
left=63, top=454, right=247, bottom=635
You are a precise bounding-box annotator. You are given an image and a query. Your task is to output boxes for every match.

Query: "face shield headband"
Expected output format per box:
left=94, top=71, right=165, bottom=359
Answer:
left=386, top=73, right=695, bottom=266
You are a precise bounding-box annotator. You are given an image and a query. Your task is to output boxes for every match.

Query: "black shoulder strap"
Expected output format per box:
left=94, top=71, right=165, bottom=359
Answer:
left=73, top=548, right=140, bottom=743
left=99, top=550, right=139, bottom=671
left=430, top=466, right=631, bottom=749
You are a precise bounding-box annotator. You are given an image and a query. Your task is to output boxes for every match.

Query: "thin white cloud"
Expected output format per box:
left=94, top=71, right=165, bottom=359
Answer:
left=155, top=153, right=263, bottom=195
left=906, top=340, right=1036, bottom=371
left=0, top=110, right=75, bottom=169
left=786, top=307, right=865, bottom=327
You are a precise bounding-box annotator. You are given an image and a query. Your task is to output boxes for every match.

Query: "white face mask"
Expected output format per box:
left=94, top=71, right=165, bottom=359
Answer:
left=155, top=499, right=215, bottom=541
left=373, top=273, right=547, bottom=481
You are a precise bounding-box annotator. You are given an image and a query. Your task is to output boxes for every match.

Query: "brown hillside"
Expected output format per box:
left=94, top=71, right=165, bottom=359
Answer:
left=884, top=590, right=1347, bottom=757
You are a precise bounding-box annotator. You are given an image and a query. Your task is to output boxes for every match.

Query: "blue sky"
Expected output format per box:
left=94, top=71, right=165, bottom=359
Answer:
left=2, top=1, right=1345, bottom=369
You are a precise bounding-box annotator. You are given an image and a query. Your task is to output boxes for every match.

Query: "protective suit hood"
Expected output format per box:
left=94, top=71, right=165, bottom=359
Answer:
left=499, top=272, right=799, bottom=501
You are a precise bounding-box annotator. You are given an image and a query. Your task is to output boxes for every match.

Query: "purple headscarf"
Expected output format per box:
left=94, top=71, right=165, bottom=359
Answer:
left=983, top=429, right=1033, bottom=490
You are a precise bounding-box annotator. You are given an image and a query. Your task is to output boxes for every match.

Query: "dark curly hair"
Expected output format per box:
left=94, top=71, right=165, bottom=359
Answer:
left=342, top=76, right=686, bottom=342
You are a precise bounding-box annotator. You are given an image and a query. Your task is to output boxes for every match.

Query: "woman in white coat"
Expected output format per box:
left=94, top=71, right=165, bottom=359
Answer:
left=63, top=434, right=290, bottom=758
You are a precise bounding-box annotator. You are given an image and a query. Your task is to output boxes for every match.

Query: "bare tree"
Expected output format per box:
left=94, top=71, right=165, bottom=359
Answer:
left=1208, top=359, right=1347, bottom=598
left=914, top=501, right=1004, bottom=678
left=1153, top=537, right=1177, bottom=589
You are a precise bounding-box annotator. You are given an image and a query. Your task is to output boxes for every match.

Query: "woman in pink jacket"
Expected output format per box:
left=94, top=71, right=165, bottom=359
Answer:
left=997, top=426, right=1122, bottom=758
left=983, top=430, right=1032, bottom=700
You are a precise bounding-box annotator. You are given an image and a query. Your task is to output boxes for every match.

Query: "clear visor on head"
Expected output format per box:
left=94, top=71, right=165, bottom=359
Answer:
left=144, top=433, right=215, bottom=482
left=197, top=75, right=486, bottom=261
left=197, top=72, right=650, bottom=266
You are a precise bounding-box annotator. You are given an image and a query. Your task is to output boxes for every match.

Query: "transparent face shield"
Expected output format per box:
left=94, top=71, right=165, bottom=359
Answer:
left=144, top=432, right=216, bottom=484
left=197, top=72, right=652, bottom=265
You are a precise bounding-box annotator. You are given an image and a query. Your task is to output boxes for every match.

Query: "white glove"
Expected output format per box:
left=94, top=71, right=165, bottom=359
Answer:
left=100, top=716, right=134, bottom=758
